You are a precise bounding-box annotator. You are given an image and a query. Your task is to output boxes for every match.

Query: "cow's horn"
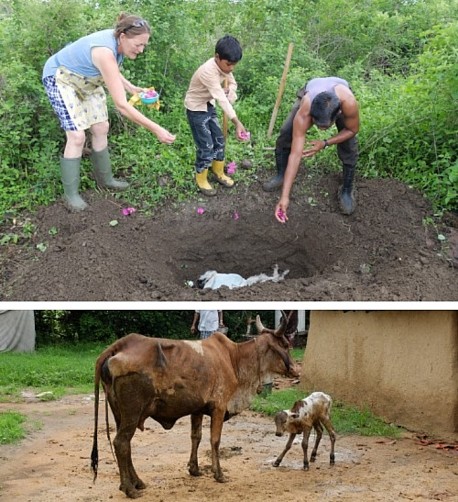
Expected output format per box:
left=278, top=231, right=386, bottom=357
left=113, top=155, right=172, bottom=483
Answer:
left=255, top=315, right=265, bottom=333
left=274, top=310, right=291, bottom=337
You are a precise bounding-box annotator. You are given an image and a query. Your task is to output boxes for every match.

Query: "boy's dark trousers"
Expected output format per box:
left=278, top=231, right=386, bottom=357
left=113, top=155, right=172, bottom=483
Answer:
left=186, top=104, right=225, bottom=173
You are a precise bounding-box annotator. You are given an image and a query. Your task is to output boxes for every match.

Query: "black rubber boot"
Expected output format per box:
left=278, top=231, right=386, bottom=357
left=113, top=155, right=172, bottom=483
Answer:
left=262, top=149, right=288, bottom=192
left=338, top=164, right=357, bottom=215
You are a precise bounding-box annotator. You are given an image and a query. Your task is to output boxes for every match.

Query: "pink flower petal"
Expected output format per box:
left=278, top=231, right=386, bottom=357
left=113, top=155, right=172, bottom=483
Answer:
left=238, top=131, right=251, bottom=141
left=121, top=207, right=136, bottom=216
left=232, top=211, right=240, bottom=220
left=197, top=207, right=206, bottom=215
left=226, top=161, right=237, bottom=175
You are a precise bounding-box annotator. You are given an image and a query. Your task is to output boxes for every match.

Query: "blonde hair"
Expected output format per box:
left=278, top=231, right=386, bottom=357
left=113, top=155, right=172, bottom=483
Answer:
left=114, top=13, right=151, bottom=38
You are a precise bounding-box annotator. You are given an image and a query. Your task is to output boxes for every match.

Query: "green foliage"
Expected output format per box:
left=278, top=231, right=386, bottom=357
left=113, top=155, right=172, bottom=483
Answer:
left=33, top=310, right=276, bottom=345
left=1, top=0, right=457, bottom=219
left=0, top=343, right=104, bottom=400
left=0, top=411, right=26, bottom=444
left=251, top=388, right=402, bottom=437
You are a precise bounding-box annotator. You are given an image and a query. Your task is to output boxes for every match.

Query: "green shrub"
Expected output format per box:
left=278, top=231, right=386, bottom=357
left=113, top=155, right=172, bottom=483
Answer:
left=1, top=0, right=456, bottom=219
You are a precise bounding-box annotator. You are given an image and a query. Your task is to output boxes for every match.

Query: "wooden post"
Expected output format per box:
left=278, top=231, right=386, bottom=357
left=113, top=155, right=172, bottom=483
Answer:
left=223, top=77, right=229, bottom=139
left=267, top=43, right=294, bottom=138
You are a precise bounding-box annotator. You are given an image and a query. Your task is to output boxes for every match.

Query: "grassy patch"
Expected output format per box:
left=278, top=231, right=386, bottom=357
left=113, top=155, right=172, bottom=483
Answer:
left=251, top=388, right=402, bottom=438
left=0, top=343, right=105, bottom=402
left=0, top=411, right=27, bottom=444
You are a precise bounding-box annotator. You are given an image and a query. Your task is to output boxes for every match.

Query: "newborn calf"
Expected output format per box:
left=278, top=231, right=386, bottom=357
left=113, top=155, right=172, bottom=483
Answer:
left=197, top=264, right=289, bottom=290
left=273, top=391, right=336, bottom=470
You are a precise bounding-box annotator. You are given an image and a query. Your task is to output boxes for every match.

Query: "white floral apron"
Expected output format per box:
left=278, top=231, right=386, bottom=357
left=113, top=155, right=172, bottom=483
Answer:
left=55, top=66, right=108, bottom=130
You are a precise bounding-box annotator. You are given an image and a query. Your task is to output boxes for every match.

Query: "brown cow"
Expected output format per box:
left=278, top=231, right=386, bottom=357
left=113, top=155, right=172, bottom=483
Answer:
left=91, top=313, right=298, bottom=499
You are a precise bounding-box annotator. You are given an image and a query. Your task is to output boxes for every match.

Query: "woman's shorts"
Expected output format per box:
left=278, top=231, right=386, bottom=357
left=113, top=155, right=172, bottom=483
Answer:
left=42, top=73, right=108, bottom=131
left=43, top=75, right=78, bottom=131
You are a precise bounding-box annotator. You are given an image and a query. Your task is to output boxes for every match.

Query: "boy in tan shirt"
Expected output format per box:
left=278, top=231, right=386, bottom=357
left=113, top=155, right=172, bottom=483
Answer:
left=185, top=35, right=248, bottom=196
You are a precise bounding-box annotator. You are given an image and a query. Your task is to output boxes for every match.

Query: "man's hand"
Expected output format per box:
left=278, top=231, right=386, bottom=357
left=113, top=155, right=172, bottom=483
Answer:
left=275, top=198, right=289, bottom=224
left=302, top=140, right=326, bottom=158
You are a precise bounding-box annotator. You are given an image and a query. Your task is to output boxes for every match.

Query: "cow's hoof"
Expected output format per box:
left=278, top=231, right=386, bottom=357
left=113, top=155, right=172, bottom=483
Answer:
left=273, top=461, right=280, bottom=467
left=135, top=479, right=147, bottom=490
left=188, top=467, right=202, bottom=477
left=123, top=487, right=143, bottom=499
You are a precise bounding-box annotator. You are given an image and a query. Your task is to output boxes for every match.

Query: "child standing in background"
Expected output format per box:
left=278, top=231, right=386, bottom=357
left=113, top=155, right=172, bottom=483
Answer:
left=185, top=35, right=248, bottom=196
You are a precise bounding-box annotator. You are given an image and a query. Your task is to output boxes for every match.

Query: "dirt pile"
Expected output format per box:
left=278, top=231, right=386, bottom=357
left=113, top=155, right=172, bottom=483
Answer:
left=1, top=172, right=456, bottom=301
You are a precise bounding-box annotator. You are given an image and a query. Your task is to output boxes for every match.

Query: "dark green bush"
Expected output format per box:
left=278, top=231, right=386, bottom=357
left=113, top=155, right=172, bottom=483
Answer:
left=1, top=0, right=456, bottom=222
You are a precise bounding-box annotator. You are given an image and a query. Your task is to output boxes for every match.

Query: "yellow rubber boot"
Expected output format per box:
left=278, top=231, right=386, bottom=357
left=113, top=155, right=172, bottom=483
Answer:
left=211, top=160, right=234, bottom=188
left=196, top=169, right=216, bottom=196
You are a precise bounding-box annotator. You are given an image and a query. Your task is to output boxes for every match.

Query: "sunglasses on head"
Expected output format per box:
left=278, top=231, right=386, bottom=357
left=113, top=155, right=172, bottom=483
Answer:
left=123, top=19, right=149, bottom=33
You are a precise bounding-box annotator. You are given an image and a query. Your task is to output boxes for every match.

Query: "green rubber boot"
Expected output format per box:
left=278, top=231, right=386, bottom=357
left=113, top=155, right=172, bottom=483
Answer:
left=91, top=147, right=129, bottom=190
left=60, top=157, right=88, bottom=211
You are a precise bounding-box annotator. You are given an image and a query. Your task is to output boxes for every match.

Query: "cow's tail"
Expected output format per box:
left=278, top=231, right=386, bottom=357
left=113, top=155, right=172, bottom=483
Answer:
left=90, top=356, right=102, bottom=482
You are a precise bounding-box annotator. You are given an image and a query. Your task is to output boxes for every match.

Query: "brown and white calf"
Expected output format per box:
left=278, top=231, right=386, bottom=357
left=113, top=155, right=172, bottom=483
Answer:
left=273, top=391, right=336, bottom=470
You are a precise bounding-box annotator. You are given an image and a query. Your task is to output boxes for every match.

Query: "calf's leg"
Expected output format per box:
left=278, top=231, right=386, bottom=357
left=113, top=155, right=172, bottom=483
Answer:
left=321, top=417, right=336, bottom=465
left=310, top=420, right=323, bottom=462
left=273, top=433, right=296, bottom=467
left=301, top=425, right=312, bottom=470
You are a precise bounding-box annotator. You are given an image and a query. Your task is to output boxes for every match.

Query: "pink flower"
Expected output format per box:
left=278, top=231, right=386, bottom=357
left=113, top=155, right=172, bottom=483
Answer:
left=232, top=210, right=240, bottom=220
left=238, top=131, right=251, bottom=141
left=121, top=207, right=136, bottom=216
left=276, top=209, right=286, bottom=222
left=197, top=207, right=206, bottom=215
left=227, top=161, right=237, bottom=175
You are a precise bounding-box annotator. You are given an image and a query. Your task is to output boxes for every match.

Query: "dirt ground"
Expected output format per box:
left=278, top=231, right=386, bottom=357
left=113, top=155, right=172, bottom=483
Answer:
left=1, top=170, right=457, bottom=301
left=1, top=384, right=457, bottom=502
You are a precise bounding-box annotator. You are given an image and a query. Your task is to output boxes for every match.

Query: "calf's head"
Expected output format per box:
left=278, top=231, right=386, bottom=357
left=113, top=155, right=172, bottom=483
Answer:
left=274, top=411, right=288, bottom=436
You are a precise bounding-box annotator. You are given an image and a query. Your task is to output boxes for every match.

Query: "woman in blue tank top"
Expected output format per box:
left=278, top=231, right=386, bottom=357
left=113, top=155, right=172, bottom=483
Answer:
left=42, top=13, right=176, bottom=211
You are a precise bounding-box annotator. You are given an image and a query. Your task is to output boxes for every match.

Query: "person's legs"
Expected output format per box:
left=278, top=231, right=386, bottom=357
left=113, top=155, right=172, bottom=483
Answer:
left=90, top=120, right=109, bottom=152
left=263, top=87, right=306, bottom=192
left=335, top=114, right=358, bottom=215
left=60, top=130, right=88, bottom=211
left=90, top=121, right=128, bottom=190
left=208, top=107, right=234, bottom=188
left=187, top=108, right=216, bottom=196
left=43, top=75, right=88, bottom=210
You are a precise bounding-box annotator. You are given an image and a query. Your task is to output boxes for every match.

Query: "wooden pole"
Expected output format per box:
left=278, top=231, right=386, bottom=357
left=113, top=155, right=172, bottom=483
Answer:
left=223, top=77, right=229, bottom=139
left=267, top=43, right=294, bottom=139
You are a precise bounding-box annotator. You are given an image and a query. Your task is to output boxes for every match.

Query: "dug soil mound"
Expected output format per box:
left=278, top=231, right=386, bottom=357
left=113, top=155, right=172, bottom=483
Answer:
left=1, top=171, right=457, bottom=301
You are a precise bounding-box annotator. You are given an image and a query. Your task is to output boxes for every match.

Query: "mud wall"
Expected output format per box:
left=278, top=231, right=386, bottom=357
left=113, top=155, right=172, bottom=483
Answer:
left=301, top=311, right=458, bottom=440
